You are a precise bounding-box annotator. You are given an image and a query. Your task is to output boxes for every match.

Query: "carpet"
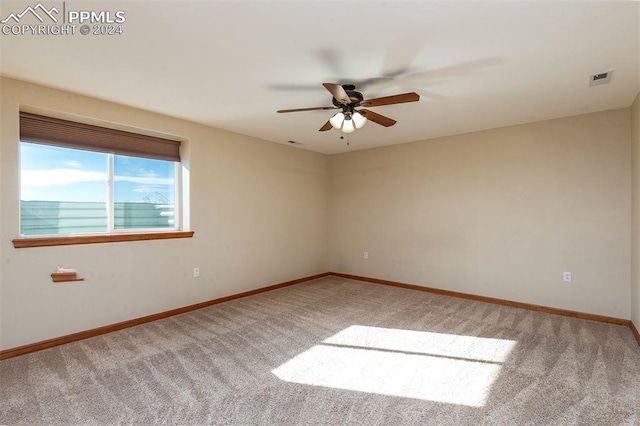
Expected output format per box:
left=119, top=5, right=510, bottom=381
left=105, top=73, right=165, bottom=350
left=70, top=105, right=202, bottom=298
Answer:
left=1, top=276, right=639, bottom=424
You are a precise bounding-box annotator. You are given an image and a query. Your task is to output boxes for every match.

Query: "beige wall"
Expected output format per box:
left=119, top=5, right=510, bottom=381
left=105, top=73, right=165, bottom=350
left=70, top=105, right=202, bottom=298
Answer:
left=330, top=109, right=632, bottom=319
left=0, top=77, right=635, bottom=351
left=632, top=92, right=640, bottom=329
left=0, top=78, right=330, bottom=350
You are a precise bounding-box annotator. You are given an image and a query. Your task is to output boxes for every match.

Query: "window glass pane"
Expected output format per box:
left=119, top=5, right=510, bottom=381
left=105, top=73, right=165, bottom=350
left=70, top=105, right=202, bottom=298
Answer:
left=20, top=142, right=108, bottom=235
left=113, top=155, right=176, bottom=230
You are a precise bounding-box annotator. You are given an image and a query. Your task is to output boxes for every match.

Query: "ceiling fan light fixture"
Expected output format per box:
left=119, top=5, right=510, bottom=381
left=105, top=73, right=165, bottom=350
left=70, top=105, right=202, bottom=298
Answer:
left=352, top=111, right=368, bottom=129
left=329, top=112, right=345, bottom=129
left=341, top=119, right=355, bottom=133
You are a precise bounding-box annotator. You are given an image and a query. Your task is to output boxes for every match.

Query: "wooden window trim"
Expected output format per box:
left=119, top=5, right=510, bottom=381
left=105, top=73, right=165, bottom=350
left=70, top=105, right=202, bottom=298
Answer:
left=12, top=231, right=194, bottom=248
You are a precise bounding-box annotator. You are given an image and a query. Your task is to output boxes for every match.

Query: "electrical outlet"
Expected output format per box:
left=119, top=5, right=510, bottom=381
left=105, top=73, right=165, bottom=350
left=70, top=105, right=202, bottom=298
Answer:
left=363, top=251, right=368, bottom=259
left=193, top=267, right=200, bottom=278
left=563, top=271, right=571, bottom=282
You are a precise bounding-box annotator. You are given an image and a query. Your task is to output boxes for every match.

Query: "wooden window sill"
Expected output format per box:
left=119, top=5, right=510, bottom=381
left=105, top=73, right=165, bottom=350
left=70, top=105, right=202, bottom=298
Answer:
left=13, top=231, right=194, bottom=248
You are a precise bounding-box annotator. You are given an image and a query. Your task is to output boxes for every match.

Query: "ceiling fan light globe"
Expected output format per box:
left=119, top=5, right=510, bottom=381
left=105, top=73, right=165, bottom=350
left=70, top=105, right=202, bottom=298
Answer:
left=342, top=119, right=355, bottom=133
left=329, top=112, right=345, bottom=129
left=352, top=112, right=368, bottom=129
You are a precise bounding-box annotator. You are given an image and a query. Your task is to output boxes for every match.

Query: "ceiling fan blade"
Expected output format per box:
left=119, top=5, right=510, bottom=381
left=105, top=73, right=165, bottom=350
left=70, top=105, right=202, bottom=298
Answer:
left=319, top=121, right=333, bottom=132
left=360, top=92, right=420, bottom=108
left=403, top=57, right=503, bottom=81
left=277, top=106, right=337, bottom=113
left=360, top=109, right=397, bottom=127
left=322, top=83, right=351, bottom=104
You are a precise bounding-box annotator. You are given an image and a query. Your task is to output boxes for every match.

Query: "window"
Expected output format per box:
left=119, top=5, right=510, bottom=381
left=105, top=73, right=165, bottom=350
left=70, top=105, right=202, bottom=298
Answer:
left=15, top=112, right=192, bottom=247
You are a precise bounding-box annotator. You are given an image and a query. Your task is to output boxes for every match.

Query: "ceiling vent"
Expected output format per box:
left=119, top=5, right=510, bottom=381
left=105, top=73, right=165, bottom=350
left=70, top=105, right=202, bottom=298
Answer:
left=589, top=70, right=612, bottom=86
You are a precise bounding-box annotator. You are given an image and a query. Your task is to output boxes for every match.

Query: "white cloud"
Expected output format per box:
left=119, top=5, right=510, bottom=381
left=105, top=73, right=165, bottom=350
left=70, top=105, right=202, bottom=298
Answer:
left=132, top=185, right=164, bottom=193
left=20, top=170, right=173, bottom=187
left=21, top=169, right=106, bottom=187
left=64, top=160, right=82, bottom=167
left=114, top=175, right=173, bottom=185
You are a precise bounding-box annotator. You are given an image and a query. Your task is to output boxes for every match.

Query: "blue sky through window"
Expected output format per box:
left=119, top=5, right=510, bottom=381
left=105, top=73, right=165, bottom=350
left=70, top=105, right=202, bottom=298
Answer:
left=114, top=155, right=175, bottom=203
left=20, top=143, right=175, bottom=203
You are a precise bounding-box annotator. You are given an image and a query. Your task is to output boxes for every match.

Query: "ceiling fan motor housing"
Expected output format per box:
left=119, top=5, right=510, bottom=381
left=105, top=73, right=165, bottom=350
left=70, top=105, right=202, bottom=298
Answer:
left=332, top=85, right=364, bottom=109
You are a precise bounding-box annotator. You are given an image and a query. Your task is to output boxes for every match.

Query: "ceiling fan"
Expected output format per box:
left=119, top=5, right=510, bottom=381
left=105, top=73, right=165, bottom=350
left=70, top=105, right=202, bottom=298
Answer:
left=277, top=83, right=420, bottom=133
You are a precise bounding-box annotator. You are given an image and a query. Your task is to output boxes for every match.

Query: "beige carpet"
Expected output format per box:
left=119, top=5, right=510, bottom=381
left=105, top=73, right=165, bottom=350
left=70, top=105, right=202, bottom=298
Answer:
left=1, top=276, right=639, bottom=425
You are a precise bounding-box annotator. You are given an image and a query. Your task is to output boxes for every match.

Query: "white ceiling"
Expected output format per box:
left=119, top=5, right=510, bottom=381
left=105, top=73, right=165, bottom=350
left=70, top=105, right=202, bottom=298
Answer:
left=1, top=1, right=638, bottom=155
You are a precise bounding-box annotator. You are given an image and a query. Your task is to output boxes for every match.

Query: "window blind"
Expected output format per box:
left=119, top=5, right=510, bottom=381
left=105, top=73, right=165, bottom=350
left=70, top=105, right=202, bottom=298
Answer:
left=20, top=112, right=181, bottom=162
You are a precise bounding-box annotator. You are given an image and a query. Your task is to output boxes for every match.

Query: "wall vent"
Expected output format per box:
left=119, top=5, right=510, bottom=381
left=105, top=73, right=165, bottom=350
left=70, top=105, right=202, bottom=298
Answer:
left=589, top=70, right=612, bottom=86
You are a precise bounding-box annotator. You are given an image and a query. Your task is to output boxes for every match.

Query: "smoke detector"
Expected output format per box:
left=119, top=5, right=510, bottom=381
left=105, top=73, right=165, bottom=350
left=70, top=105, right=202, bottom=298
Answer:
left=589, top=71, right=612, bottom=86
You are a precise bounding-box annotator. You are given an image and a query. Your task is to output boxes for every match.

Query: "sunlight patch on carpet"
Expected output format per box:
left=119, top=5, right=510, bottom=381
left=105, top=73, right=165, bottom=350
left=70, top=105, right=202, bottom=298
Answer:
left=272, top=326, right=516, bottom=407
